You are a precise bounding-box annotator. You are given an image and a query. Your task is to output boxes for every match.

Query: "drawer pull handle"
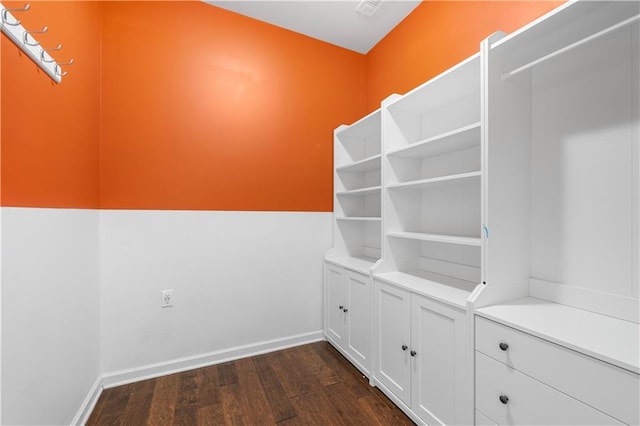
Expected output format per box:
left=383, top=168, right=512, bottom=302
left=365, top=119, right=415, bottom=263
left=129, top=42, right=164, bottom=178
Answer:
left=343, top=308, right=348, bottom=312
left=499, top=342, right=509, bottom=351
left=410, top=350, right=417, bottom=357
left=499, top=395, right=509, bottom=405
left=339, top=305, right=344, bottom=310
left=402, top=345, right=408, bottom=351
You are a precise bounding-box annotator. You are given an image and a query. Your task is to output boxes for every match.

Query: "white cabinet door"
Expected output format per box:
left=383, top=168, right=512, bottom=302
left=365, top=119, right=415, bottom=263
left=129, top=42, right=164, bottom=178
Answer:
left=375, top=280, right=411, bottom=405
left=411, top=294, right=468, bottom=426
left=345, top=270, right=372, bottom=373
left=325, top=263, right=347, bottom=348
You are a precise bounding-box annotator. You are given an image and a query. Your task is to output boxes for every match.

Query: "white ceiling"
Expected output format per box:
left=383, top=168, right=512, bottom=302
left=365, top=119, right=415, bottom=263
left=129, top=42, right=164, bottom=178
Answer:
left=203, top=0, right=421, bottom=54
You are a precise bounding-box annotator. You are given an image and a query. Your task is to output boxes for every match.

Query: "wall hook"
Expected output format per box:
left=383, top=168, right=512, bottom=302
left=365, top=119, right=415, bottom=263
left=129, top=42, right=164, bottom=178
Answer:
left=40, top=44, right=62, bottom=63
left=1, top=4, right=30, bottom=26
left=23, top=25, right=47, bottom=46
left=55, top=58, right=74, bottom=77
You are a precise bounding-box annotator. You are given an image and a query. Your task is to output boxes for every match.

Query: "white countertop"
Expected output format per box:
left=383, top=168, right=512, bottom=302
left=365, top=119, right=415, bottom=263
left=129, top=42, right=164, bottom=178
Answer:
left=476, top=297, right=639, bottom=374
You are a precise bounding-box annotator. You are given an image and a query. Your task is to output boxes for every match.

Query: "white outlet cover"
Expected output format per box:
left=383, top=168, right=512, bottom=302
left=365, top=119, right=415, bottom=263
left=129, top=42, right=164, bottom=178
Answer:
left=161, top=290, right=174, bottom=308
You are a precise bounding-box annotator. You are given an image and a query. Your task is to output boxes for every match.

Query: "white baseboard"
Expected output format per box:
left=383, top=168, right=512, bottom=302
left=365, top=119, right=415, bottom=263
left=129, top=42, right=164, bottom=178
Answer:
left=101, top=330, right=324, bottom=389
left=71, top=376, right=103, bottom=426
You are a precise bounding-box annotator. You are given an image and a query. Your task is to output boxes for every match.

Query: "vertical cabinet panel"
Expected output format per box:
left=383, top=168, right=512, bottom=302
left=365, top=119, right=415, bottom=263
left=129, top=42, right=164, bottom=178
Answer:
left=324, top=261, right=373, bottom=376
left=375, top=281, right=412, bottom=405
left=374, top=280, right=471, bottom=425
left=325, top=263, right=346, bottom=346
left=346, top=270, right=372, bottom=368
left=411, top=294, right=467, bottom=425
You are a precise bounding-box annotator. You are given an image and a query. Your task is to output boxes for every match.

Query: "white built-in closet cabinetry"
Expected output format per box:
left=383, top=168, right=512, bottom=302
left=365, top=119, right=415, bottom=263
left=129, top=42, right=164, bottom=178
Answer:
left=472, top=2, right=639, bottom=425
left=324, top=1, right=639, bottom=425
left=324, top=110, right=381, bottom=376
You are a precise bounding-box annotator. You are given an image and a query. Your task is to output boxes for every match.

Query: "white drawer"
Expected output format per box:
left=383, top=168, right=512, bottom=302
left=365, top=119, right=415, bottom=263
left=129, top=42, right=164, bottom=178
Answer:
left=476, top=352, right=623, bottom=425
left=476, top=316, right=639, bottom=425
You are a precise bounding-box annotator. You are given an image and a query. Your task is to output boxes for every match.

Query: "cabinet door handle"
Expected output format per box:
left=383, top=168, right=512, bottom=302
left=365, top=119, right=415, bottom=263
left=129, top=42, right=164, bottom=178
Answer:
left=410, top=350, right=417, bottom=357
left=343, top=308, right=348, bottom=312
left=338, top=305, right=344, bottom=310
left=401, top=345, right=408, bottom=351
left=499, top=395, right=509, bottom=405
left=499, top=342, right=509, bottom=351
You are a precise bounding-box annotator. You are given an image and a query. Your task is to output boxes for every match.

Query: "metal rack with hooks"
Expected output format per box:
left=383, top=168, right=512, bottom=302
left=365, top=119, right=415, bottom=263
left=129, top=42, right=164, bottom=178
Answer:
left=0, top=2, right=73, bottom=83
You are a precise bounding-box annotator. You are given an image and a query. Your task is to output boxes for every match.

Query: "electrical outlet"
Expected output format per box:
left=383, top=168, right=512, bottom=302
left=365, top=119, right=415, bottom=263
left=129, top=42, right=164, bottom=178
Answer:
left=161, top=290, right=174, bottom=308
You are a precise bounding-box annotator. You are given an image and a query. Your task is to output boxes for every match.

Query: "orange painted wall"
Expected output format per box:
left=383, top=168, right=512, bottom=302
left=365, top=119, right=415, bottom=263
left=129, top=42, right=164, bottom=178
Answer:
left=1, top=1, right=566, bottom=211
left=99, top=1, right=367, bottom=211
left=366, top=0, right=563, bottom=111
left=1, top=1, right=101, bottom=208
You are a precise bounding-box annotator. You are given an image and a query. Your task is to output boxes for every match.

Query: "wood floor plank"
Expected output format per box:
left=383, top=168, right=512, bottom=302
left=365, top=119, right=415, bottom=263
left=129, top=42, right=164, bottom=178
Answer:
left=266, top=348, right=314, bottom=398
left=370, top=385, right=408, bottom=412
left=197, top=403, right=226, bottom=426
left=312, top=342, right=371, bottom=399
left=197, top=364, right=220, bottom=408
left=253, top=355, right=298, bottom=423
left=176, top=370, right=200, bottom=407
left=87, top=342, right=415, bottom=426
left=220, top=383, right=245, bottom=426
left=293, top=343, right=340, bottom=387
left=276, top=416, right=306, bottom=426
left=120, top=379, right=155, bottom=425
left=173, top=407, right=197, bottom=426
left=85, top=387, right=110, bottom=426
left=290, top=388, right=348, bottom=426
left=235, top=357, right=278, bottom=423
left=146, top=373, right=180, bottom=425
left=358, top=394, right=415, bottom=425
left=217, top=361, right=238, bottom=387
left=88, top=384, right=133, bottom=426
left=324, top=382, right=378, bottom=426
left=320, top=341, right=369, bottom=383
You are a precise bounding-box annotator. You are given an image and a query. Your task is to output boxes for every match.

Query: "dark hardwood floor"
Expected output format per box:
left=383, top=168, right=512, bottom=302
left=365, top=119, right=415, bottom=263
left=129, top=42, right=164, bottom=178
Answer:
left=87, top=341, right=414, bottom=425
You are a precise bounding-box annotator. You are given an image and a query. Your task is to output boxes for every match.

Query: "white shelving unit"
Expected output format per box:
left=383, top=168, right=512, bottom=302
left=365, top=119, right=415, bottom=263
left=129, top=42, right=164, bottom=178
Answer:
left=472, top=0, right=639, bottom=334
left=327, top=109, right=382, bottom=269
left=370, top=53, right=482, bottom=426
left=324, top=4, right=638, bottom=426
left=375, top=53, right=482, bottom=307
left=324, top=109, right=382, bottom=383
left=471, top=2, right=639, bottom=425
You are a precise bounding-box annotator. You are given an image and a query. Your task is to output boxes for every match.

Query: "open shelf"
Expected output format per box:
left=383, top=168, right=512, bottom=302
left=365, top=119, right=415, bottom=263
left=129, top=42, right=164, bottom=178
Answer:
left=476, top=1, right=640, bottom=326
left=336, top=186, right=381, bottom=197
left=336, top=154, right=382, bottom=174
left=387, top=172, right=480, bottom=191
left=335, top=109, right=381, bottom=164
left=383, top=54, right=481, bottom=150
left=388, top=122, right=481, bottom=159
left=337, top=216, right=381, bottom=222
left=336, top=109, right=381, bottom=142
left=492, top=1, right=640, bottom=77
left=387, top=231, right=481, bottom=247
left=388, top=53, right=481, bottom=116
left=379, top=50, right=483, bottom=315
left=375, top=270, right=477, bottom=309
left=331, top=108, right=382, bottom=267
left=326, top=255, right=379, bottom=274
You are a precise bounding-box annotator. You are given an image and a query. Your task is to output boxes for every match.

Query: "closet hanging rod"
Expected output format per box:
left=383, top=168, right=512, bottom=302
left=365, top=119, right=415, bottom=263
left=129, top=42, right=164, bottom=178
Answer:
left=503, top=13, right=640, bottom=80
left=0, top=2, right=72, bottom=83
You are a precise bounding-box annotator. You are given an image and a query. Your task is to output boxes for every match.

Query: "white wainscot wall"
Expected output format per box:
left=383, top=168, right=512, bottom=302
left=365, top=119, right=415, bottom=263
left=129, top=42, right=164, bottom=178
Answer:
left=99, top=210, right=332, bottom=384
left=1, top=207, right=100, bottom=426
